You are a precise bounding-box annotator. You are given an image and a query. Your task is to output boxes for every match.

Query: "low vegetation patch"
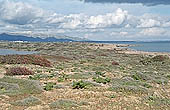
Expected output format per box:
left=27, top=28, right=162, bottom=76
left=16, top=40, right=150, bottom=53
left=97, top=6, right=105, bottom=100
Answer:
left=10, top=96, right=41, bottom=106
left=145, top=95, right=170, bottom=108
left=68, top=73, right=92, bottom=79
left=93, top=76, right=111, bottom=84
left=0, top=55, right=52, bottom=67
left=58, top=74, right=69, bottom=82
left=112, top=61, right=119, bottom=65
left=95, top=71, right=106, bottom=77
left=43, top=82, right=56, bottom=91
left=72, top=80, right=93, bottom=89
left=152, top=55, right=169, bottom=62
left=5, top=67, right=34, bottom=76
left=49, top=99, right=79, bottom=109
left=140, top=55, right=169, bottom=65
left=109, top=77, right=152, bottom=93
left=29, top=73, right=58, bottom=80
left=0, top=76, right=43, bottom=95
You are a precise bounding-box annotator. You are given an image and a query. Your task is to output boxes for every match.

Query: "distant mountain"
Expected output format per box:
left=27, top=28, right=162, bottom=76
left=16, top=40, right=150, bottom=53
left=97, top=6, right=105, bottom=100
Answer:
left=0, top=33, right=79, bottom=42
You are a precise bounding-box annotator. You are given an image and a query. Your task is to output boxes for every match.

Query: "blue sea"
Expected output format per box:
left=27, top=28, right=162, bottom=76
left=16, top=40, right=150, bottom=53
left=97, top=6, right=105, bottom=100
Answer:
left=0, top=49, right=36, bottom=55
left=84, top=41, right=170, bottom=53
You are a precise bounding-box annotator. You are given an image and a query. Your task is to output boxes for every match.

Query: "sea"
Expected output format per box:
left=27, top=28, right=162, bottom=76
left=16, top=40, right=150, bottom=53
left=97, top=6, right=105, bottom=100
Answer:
left=84, top=41, right=170, bottom=53
left=0, top=41, right=170, bottom=54
left=0, top=49, right=36, bottom=55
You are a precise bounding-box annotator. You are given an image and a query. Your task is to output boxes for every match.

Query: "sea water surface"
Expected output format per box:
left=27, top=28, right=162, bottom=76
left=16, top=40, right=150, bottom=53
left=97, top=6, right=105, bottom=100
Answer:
left=0, top=49, right=36, bottom=55
left=128, top=41, right=170, bottom=53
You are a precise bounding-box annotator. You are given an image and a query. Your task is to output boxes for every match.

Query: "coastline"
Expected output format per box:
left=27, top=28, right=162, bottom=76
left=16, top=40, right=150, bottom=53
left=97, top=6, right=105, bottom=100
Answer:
left=0, top=41, right=170, bottom=56
left=87, top=42, right=170, bottom=56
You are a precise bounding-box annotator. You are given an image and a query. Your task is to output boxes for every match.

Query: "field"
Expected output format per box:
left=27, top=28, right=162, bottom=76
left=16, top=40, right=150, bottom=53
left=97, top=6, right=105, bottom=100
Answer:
left=0, top=42, right=170, bottom=110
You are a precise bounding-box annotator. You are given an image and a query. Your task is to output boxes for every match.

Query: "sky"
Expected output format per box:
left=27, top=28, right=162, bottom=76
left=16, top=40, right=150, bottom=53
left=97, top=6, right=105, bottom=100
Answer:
left=0, top=0, right=170, bottom=41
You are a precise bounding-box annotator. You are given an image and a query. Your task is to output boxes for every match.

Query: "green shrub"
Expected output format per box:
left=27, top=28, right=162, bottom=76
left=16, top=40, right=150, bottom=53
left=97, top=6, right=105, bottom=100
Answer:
left=29, top=74, right=47, bottom=80
left=58, top=74, right=69, bottom=82
left=95, top=71, right=105, bottom=77
left=93, top=77, right=111, bottom=84
left=72, top=80, right=92, bottom=89
left=44, top=82, right=56, bottom=91
left=29, top=73, right=58, bottom=80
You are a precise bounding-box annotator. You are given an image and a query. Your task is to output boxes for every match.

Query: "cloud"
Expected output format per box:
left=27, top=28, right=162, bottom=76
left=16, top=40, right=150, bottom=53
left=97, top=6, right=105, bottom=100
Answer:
left=84, top=0, right=170, bottom=6
left=87, top=8, right=128, bottom=28
left=111, top=31, right=129, bottom=36
left=0, top=0, right=45, bottom=25
left=139, top=28, right=166, bottom=36
left=137, top=19, right=161, bottom=28
left=0, top=0, right=170, bottom=40
left=162, top=21, right=170, bottom=27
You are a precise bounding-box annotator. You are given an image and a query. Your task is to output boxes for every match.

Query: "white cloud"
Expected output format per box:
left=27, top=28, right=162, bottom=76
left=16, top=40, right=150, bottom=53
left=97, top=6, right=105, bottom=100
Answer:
left=162, top=21, right=170, bottom=27
left=139, top=28, right=166, bottom=36
left=111, top=31, right=129, bottom=36
left=0, top=0, right=170, bottom=40
left=0, top=0, right=45, bottom=25
left=137, top=19, right=161, bottom=28
left=87, top=8, right=128, bottom=28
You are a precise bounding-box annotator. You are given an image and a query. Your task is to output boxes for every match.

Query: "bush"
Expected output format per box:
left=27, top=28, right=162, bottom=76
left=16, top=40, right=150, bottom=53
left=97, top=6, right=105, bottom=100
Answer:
left=0, top=76, right=43, bottom=95
left=152, top=55, right=168, bottom=62
left=95, top=71, right=105, bottom=77
left=5, top=67, right=34, bottom=76
left=140, top=55, right=169, bottom=65
left=108, top=78, right=151, bottom=93
left=58, top=74, right=69, bottom=82
left=10, top=96, right=41, bottom=106
left=93, top=77, right=111, bottom=84
left=72, top=80, right=92, bottom=89
left=112, top=61, right=119, bottom=65
left=29, top=73, right=58, bottom=80
left=49, top=99, right=79, bottom=109
left=0, top=55, right=52, bottom=67
left=43, top=82, right=56, bottom=91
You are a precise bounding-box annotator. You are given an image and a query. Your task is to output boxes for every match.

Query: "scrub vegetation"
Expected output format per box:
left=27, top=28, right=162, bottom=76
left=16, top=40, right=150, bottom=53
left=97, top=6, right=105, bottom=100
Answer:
left=0, top=42, right=170, bottom=110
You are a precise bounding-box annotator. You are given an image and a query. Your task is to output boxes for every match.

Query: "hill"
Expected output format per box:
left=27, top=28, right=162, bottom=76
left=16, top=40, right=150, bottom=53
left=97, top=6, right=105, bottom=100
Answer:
left=0, top=33, right=78, bottom=42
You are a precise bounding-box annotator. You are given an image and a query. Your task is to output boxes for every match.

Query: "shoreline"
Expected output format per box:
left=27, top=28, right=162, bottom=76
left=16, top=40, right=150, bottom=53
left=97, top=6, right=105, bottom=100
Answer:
left=0, top=41, right=170, bottom=56
left=88, top=42, right=170, bottom=56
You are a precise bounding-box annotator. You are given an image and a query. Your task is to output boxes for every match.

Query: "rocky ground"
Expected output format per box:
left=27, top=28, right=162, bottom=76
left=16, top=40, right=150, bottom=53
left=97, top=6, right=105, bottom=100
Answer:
left=0, top=42, right=170, bottom=110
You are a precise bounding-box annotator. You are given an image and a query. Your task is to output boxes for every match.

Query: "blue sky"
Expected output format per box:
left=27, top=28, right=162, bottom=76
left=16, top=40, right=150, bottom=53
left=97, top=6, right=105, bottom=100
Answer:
left=0, top=0, right=170, bottom=40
